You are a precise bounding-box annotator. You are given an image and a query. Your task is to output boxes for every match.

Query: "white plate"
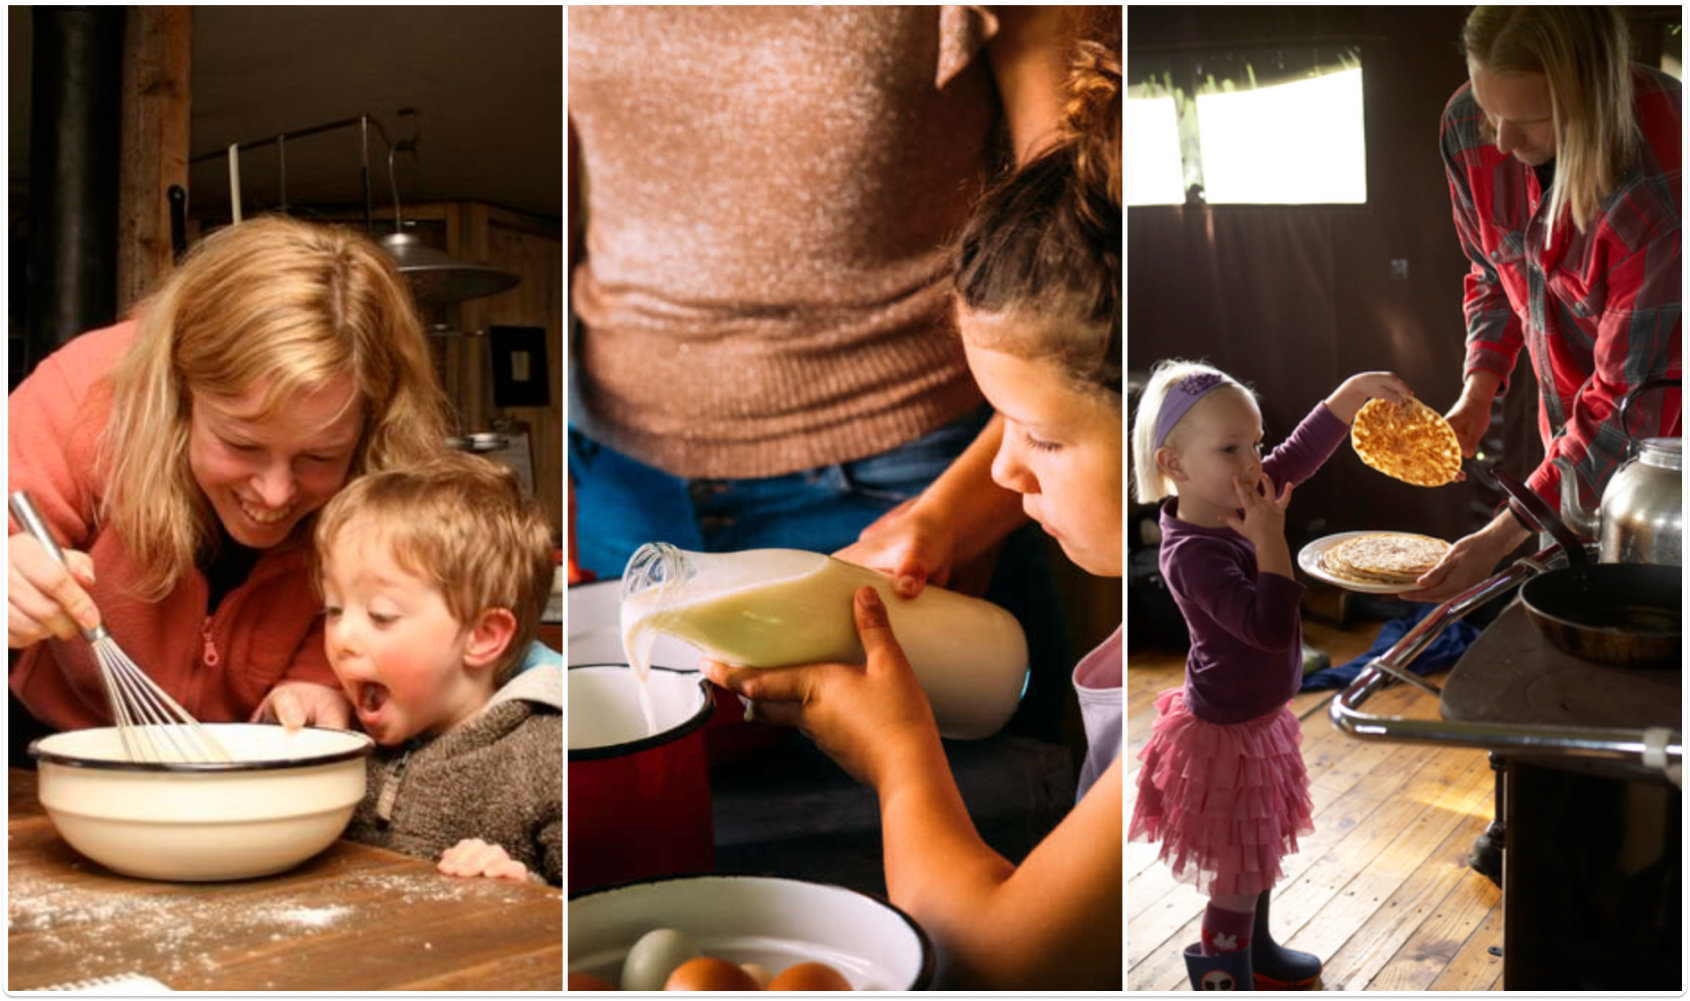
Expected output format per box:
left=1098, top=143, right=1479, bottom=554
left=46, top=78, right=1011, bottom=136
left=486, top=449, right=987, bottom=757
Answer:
left=1298, top=531, right=1442, bottom=594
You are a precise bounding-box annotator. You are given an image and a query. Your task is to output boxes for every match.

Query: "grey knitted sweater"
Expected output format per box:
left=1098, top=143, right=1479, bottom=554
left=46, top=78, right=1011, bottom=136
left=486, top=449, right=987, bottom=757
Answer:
left=344, top=666, right=562, bottom=885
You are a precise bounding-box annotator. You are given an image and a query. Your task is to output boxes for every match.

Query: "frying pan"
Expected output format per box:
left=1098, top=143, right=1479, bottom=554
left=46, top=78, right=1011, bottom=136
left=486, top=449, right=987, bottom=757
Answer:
left=1488, top=466, right=1681, bottom=666
left=1518, top=563, right=1681, bottom=667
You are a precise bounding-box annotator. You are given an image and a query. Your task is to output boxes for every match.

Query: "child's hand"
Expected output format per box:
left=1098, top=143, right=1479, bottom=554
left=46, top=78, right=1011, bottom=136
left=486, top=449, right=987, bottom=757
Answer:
left=251, top=682, right=352, bottom=732
left=700, top=587, right=941, bottom=789
left=1326, top=371, right=1414, bottom=424
left=1217, top=473, right=1295, bottom=579
left=439, top=838, right=531, bottom=882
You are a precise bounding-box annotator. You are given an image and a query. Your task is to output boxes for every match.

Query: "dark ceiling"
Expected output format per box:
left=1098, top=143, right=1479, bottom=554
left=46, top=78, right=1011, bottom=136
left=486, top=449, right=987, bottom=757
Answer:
left=10, top=6, right=563, bottom=223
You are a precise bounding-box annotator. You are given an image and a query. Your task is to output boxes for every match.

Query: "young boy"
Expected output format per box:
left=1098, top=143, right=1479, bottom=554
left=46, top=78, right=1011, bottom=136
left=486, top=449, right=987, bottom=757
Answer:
left=314, top=452, right=561, bottom=885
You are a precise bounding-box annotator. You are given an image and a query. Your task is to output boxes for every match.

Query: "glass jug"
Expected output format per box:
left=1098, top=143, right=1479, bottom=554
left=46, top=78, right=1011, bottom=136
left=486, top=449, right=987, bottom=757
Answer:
left=620, top=543, right=1028, bottom=740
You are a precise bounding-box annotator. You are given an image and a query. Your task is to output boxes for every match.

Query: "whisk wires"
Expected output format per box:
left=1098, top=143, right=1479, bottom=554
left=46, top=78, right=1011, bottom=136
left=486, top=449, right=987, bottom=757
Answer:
left=10, top=491, right=231, bottom=764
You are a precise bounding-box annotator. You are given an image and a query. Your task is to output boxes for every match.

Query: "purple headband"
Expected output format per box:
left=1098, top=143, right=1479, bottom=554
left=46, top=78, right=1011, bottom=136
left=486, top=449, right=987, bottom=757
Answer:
left=1154, top=372, right=1228, bottom=448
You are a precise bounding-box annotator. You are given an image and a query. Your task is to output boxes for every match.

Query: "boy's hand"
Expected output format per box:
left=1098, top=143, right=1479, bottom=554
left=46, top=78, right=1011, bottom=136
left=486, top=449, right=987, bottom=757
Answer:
left=701, top=587, right=941, bottom=789
left=1326, top=371, right=1414, bottom=424
left=252, top=682, right=352, bottom=732
left=439, top=838, right=531, bottom=882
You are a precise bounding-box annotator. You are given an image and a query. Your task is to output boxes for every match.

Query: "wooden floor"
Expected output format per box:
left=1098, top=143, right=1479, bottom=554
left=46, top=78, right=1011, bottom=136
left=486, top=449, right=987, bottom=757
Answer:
left=1127, top=615, right=1505, bottom=992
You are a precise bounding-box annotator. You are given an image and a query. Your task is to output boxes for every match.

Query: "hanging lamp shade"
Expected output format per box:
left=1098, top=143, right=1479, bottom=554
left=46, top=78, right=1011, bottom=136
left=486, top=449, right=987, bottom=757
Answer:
left=379, top=232, right=520, bottom=305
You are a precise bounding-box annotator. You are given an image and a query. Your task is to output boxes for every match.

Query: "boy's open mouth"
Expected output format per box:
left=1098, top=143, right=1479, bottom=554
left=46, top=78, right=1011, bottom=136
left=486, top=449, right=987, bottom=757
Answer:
left=358, top=682, right=390, bottom=717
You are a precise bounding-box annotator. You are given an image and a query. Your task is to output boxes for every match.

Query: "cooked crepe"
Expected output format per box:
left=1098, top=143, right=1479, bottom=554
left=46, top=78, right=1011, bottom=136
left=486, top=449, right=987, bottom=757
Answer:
left=1321, top=533, right=1450, bottom=585
left=1351, top=398, right=1463, bottom=487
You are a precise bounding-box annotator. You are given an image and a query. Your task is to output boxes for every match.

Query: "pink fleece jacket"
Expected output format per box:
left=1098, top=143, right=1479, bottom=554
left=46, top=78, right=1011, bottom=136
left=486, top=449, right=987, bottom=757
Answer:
left=8, top=321, right=337, bottom=730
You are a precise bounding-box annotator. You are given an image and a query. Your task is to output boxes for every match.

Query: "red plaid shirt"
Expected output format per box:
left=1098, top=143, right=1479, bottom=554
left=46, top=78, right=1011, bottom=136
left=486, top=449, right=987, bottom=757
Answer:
left=1441, top=65, right=1680, bottom=511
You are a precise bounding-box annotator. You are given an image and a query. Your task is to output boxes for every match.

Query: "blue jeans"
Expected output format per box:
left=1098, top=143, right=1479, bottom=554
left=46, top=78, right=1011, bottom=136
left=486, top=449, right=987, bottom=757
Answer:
left=567, top=407, right=1072, bottom=742
left=568, top=407, right=994, bottom=578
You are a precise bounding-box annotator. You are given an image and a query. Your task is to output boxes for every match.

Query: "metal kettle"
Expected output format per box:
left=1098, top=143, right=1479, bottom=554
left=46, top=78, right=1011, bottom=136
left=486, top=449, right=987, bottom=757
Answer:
left=1551, top=378, right=1682, bottom=566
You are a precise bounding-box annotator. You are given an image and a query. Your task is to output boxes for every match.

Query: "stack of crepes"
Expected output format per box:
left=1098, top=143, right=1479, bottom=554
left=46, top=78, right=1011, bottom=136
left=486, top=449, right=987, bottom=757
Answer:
left=1350, top=398, right=1463, bottom=486
left=1320, top=533, right=1451, bottom=586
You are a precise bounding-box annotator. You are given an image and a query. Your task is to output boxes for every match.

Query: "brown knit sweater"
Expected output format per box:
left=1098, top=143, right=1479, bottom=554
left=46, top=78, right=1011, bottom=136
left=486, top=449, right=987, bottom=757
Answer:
left=567, top=6, right=1004, bottom=478
left=345, top=667, right=562, bottom=886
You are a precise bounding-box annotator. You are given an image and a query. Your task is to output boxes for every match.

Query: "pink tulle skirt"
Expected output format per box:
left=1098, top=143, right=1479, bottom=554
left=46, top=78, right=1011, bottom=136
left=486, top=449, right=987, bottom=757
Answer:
left=1128, top=687, right=1314, bottom=897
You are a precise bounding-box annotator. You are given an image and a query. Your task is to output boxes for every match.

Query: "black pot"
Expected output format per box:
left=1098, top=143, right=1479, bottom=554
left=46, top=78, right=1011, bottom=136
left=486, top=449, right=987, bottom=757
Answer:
left=1518, top=563, right=1681, bottom=667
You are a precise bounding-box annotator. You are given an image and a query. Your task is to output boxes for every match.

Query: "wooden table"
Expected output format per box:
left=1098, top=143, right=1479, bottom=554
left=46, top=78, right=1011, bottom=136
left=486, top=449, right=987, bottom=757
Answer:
left=8, top=769, right=562, bottom=991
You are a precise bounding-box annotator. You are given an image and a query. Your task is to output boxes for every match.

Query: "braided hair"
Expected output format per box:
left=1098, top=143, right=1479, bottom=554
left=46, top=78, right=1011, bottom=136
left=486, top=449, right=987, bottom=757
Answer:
left=954, top=11, right=1121, bottom=403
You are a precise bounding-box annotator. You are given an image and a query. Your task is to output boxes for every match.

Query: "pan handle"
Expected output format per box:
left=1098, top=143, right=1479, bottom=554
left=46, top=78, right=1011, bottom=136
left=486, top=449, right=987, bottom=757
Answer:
left=1483, top=465, right=1589, bottom=565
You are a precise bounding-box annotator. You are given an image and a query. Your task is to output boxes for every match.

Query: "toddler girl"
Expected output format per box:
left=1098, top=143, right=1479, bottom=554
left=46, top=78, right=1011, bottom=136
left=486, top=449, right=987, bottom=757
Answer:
left=1128, top=359, right=1411, bottom=989
left=702, top=25, right=1123, bottom=989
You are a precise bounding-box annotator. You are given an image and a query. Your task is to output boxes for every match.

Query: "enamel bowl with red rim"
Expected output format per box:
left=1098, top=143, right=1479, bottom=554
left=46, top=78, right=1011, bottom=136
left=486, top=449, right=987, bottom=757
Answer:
left=569, top=873, right=935, bottom=991
left=568, top=577, right=781, bottom=766
left=568, top=664, right=716, bottom=893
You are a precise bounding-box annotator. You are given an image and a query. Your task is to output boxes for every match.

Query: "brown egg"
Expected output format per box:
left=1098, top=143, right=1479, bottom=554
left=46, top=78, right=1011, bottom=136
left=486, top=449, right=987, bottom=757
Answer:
left=664, top=956, right=762, bottom=992
left=767, top=962, right=853, bottom=991
left=568, top=971, right=617, bottom=991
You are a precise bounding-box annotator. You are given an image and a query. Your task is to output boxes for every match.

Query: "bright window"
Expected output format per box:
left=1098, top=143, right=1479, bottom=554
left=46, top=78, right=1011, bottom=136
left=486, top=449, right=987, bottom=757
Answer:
left=1124, top=95, right=1185, bottom=206
left=1197, top=67, right=1366, bottom=204
left=1127, top=46, right=1368, bottom=206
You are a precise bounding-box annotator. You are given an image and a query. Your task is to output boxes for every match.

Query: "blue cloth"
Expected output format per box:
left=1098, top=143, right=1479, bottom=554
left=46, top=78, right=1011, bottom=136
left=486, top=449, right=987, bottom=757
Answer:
left=1299, top=605, right=1480, bottom=691
left=568, top=405, right=994, bottom=579
left=517, top=640, right=563, bottom=675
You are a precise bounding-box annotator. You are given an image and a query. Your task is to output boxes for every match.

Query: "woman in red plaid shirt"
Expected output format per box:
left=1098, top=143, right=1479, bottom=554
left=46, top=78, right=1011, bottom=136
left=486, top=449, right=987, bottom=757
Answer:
left=1410, top=5, right=1680, bottom=602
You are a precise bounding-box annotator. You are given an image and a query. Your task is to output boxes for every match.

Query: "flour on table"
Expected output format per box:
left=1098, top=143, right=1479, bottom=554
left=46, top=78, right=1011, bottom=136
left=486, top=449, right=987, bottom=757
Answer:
left=9, top=869, right=529, bottom=986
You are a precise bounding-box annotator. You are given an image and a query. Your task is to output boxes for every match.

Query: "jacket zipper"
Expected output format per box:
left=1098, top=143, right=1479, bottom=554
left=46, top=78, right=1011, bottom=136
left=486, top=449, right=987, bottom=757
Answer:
left=375, top=749, right=413, bottom=825
left=201, top=616, right=221, bottom=669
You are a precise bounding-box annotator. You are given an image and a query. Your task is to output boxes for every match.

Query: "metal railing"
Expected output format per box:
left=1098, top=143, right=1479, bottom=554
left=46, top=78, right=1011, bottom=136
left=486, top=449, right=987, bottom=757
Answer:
left=1328, top=545, right=1684, bottom=777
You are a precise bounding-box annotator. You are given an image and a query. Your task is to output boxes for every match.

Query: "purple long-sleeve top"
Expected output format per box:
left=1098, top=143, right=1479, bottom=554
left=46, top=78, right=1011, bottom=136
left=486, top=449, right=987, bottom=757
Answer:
left=1157, top=402, right=1350, bottom=725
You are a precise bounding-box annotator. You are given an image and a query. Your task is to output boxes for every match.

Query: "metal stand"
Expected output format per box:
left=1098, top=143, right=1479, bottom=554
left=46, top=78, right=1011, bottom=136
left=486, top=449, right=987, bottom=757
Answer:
left=1467, top=752, right=1505, bottom=886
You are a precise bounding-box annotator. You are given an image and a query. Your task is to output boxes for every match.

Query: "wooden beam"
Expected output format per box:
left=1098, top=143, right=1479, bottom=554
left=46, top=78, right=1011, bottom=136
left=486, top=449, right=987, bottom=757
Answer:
left=117, top=6, right=191, bottom=313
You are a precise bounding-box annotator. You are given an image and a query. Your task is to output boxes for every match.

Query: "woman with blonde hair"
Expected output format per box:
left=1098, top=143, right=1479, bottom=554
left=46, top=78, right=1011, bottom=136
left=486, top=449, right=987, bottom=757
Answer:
left=1412, top=5, right=1679, bottom=602
left=8, top=216, right=448, bottom=747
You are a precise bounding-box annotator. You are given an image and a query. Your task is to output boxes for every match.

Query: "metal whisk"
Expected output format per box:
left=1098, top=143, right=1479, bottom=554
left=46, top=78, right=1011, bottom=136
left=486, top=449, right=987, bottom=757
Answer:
left=9, top=492, right=230, bottom=764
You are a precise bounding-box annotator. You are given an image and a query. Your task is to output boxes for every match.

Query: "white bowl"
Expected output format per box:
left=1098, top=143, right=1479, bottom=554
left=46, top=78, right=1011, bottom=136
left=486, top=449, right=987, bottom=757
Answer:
left=30, top=723, right=373, bottom=882
left=567, top=663, right=711, bottom=752
left=569, top=874, right=934, bottom=991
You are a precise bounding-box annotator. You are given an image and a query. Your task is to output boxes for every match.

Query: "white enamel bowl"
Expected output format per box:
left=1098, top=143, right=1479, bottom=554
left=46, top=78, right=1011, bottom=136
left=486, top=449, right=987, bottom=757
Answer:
left=30, top=723, right=373, bottom=882
left=569, top=874, right=935, bottom=991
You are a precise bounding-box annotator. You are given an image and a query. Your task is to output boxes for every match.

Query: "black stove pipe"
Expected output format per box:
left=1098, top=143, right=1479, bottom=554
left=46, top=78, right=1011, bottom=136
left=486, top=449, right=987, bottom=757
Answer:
left=26, top=6, right=127, bottom=368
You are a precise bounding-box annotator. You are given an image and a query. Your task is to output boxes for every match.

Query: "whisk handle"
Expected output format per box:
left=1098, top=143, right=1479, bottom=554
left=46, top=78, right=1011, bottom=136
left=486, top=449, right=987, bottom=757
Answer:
left=10, top=491, right=70, bottom=563
left=9, top=491, right=108, bottom=642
